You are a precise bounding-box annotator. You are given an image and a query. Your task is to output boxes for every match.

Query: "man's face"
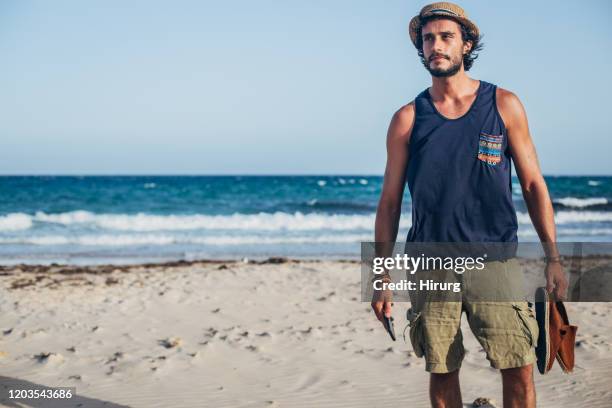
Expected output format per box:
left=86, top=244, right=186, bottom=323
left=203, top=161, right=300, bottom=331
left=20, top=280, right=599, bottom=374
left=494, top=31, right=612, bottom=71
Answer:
left=421, top=18, right=471, bottom=77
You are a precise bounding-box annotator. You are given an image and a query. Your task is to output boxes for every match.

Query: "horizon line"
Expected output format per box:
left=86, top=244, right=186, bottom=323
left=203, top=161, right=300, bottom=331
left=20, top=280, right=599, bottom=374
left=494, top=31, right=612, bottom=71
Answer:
left=1, top=173, right=611, bottom=178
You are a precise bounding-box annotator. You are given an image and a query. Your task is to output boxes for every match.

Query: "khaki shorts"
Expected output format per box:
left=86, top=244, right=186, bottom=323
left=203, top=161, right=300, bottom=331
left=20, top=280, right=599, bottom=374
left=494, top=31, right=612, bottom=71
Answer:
left=405, top=258, right=539, bottom=373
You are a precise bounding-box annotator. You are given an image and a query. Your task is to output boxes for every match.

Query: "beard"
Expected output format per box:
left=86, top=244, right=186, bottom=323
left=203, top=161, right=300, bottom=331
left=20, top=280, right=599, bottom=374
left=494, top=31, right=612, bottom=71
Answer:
left=424, top=54, right=463, bottom=78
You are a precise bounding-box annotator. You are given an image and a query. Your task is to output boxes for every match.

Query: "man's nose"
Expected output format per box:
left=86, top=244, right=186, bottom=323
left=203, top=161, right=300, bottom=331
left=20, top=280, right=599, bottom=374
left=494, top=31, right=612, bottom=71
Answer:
left=432, top=36, right=444, bottom=53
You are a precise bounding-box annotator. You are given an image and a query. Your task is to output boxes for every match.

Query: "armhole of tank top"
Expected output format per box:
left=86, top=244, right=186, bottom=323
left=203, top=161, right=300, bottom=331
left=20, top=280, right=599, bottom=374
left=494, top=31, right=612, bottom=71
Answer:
left=492, top=85, right=514, bottom=165
left=492, top=85, right=508, bottom=136
left=413, top=92, right=424, bottom=118
left=406, top=99, right=417, bottom=156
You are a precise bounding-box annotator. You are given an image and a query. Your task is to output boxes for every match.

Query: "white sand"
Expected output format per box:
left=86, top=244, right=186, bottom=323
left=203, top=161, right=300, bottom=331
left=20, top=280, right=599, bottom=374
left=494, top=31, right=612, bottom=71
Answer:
left=1, top=260, right=611, bottom=407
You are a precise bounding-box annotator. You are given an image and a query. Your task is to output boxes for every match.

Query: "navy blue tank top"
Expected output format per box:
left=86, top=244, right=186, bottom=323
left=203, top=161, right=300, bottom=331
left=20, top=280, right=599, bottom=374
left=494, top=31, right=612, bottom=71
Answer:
left=405, top=80, right=518, bottom=243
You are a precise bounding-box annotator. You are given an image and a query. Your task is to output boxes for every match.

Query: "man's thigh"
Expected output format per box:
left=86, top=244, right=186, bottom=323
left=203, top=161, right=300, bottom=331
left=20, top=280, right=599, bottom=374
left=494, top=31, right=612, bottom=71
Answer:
left=463, top=300, right=538, bottom=369
left=462, top=259, right=539, bottom=369
left=407, top=300, right=464, bottom=374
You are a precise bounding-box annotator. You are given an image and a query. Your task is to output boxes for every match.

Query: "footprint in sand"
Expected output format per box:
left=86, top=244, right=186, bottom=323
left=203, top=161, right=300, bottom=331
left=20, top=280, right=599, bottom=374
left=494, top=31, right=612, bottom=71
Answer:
left=317, top=291, right=336, bottom=301
left=159, top=337, right=182, bottom=348
left=21, top=328, right=47, bottom=338
left=294, top=374, right=323, bottom=392
left=105, top=351, right=123, bottom=364
left=384, top=346, right=398, bottom=354
left=204, top=327, right=219, bottom=338
left=33, top=352, right=64, bottom=365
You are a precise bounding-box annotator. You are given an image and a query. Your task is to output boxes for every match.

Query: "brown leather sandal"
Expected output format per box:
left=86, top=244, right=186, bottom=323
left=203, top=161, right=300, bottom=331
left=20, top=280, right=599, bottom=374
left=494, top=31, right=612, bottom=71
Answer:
left=535, top=287, right=578, bottom=374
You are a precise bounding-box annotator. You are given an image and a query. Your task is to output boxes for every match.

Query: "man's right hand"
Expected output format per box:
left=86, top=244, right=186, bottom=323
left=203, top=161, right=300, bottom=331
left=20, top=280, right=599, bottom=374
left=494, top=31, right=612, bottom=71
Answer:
left=371, top=286, right=393, bottom=322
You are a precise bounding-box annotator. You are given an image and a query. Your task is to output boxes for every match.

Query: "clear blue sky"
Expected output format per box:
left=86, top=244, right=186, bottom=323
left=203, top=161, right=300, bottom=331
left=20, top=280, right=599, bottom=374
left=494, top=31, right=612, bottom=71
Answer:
left=0, top=0, right=610, bottom=175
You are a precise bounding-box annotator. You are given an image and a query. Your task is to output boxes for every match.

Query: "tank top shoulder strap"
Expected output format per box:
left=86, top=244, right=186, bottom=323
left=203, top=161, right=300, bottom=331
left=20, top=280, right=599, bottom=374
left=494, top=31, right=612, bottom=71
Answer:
left=413, top=88, right=434, bottom=117
left=473, top=80, right=496, bottom=109
left=474, top=80, right=508, bottom=135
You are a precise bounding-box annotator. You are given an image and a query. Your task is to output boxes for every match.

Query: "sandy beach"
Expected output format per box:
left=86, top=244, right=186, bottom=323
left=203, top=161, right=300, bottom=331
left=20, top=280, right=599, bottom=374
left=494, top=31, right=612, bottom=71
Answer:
left=1, top=259, right=611, bottom=407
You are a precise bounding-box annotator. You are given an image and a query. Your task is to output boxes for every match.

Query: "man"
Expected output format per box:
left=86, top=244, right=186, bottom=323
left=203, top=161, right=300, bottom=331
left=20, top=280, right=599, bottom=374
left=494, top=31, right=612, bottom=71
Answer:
left=371, top=3, right=568, bottom=408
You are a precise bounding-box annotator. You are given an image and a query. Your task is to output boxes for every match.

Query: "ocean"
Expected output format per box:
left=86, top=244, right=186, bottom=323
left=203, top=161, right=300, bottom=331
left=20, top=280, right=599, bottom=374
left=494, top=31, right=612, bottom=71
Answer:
left=0, top=175, right=611, bottom=265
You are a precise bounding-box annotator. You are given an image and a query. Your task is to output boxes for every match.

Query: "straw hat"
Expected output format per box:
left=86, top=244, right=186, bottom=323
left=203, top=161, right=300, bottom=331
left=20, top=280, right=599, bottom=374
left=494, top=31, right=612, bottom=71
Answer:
left=409, top=2, right=479, bottom=48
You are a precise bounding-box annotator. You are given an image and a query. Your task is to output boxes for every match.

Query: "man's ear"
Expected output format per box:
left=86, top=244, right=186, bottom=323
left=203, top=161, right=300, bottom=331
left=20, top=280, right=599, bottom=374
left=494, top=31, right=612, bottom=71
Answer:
left=463, top=40, right=473, bottom=55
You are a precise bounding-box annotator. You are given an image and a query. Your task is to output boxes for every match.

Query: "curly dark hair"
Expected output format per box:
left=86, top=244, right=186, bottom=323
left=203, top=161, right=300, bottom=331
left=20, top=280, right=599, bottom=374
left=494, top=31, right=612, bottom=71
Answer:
left=415, top=16, right=484, bottom=71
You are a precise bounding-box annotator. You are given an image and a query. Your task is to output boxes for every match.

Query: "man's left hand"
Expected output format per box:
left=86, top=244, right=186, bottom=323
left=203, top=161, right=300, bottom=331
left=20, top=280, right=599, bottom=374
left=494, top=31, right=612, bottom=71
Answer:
left=545, top=261, right=568, bottom=301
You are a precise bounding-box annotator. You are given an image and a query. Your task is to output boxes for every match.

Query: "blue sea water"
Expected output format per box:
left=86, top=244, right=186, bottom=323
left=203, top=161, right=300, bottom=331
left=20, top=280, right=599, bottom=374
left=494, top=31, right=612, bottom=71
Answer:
left=0, top=175, right=611, bottom=265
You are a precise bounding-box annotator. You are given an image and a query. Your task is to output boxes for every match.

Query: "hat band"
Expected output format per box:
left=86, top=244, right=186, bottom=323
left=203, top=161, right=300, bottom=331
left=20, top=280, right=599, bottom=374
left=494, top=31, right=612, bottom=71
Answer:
left=424, top=8, right=460, bottom=17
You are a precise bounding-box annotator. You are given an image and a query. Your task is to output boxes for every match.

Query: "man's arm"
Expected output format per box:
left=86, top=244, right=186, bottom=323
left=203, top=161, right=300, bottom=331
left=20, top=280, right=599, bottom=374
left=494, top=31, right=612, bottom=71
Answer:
left=371, top=102, right=415, bottom=321
left=375, top=102, right=415, bottom=245
left=497, top=88, right=568, bottom=299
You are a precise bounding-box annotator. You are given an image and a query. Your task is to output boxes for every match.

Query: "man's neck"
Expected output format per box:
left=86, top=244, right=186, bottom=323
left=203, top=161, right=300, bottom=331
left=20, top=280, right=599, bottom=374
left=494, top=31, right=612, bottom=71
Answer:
left=429, top=72, right=478, bottom=101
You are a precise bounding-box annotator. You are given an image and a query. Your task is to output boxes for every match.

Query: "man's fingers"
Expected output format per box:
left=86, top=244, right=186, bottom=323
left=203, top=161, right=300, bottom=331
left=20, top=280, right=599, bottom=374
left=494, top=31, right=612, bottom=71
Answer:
left=545, top=276, right=554, bottom=294
left=371, top=301, right=393, bottom=321
left=555, top=280, right=569, bottom=301
left=554, top=286, right=565, bottom=301
left=383, top=301, right=393, bottom=318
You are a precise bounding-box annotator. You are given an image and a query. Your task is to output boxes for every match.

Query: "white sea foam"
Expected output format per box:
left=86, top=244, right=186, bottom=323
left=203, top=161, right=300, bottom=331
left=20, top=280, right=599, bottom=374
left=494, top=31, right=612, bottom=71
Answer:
left=554, top=211, right=612, bottom=224
left=554, top=197, right=608, bottom=208
left=4, top=225, right=612, bottom=247
left=588, top=180, right=602, bottom=186
left=0, top=213, right=32, bottom=231
left=519, top=227, right=612, bottom=237
left=0, top=233, right=372, bottom=246
left=0, top=234, right=175, bottom=246
left=192, top=234, right=372, bottom=245
left=516, top=211, right=612, bottom=225
left=25, top=211, right=410, bottom=232
left=3, top=209, right=612, bottom=235
left=34, top=210, right=95, bottom=224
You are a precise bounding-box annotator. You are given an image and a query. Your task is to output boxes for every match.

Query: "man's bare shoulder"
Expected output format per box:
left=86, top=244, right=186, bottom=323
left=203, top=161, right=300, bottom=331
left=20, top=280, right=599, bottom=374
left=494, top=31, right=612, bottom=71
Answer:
left=388, top=101, right=415, bottom=142
left=496, top=87, right=527, bottom=128
left=393, top=101, right=415, bottom=124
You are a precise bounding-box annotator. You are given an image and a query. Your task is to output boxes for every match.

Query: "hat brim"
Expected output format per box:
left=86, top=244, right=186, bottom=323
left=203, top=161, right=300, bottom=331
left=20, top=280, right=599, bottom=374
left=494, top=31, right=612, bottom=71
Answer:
left=409, top=14, right=479, bottom=49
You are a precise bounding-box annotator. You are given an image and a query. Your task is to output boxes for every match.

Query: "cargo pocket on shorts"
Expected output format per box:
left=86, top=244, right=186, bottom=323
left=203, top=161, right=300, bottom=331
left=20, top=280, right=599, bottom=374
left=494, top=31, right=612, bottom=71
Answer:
left=405, top=308, right=425, bottom=357
left=512, top=303, right=539, bottom=347
left=477, top=132, right=503, bottom=166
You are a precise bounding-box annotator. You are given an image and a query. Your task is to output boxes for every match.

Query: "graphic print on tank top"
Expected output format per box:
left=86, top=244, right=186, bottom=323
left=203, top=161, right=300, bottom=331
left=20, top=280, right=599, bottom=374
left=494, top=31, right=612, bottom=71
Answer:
left=405, top=80, right=518, bottom=243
